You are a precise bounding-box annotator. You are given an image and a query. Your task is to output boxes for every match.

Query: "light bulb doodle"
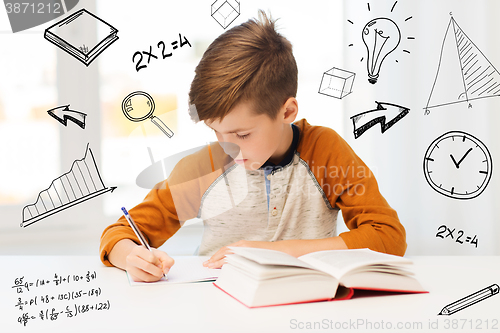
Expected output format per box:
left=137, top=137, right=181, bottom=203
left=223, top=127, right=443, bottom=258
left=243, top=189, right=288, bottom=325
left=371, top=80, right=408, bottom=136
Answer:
left=346, top=1, right=414, bottom=86
left=362, top=18, right=401, bottom=84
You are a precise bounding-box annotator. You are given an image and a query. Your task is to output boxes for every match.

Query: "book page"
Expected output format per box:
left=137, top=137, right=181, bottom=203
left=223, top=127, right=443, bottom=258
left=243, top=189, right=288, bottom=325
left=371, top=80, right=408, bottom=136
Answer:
left=298, top=249, right=412, bottom=278
left=228, top=247, right=315, bottom=269
left=226, top=254, right=328, bottom=280
left=127, top=256, right=220, bottom=285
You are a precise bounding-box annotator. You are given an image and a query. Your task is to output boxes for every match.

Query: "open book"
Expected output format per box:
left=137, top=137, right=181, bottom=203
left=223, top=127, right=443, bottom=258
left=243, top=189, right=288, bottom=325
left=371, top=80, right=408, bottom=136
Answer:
left=214, top=247, right=426, bottom=308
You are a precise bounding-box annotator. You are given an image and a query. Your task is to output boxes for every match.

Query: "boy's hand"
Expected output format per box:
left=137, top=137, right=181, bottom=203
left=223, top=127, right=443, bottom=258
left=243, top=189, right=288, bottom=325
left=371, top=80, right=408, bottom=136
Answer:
left=203, top=240, right=275, bottom=269
left=126, top=246, right=174, bottom=282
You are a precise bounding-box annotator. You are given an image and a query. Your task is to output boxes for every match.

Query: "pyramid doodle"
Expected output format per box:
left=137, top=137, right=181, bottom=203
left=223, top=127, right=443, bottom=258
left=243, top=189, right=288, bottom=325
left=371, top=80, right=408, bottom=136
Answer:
left=425, top=17, right=500, bottom=113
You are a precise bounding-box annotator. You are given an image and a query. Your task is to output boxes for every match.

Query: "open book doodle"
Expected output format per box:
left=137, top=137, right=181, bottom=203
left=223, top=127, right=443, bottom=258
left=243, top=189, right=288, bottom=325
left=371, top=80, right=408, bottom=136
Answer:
left=214, top=247, right=427, bottom=308
left=44, top=9, right=119, bottom=66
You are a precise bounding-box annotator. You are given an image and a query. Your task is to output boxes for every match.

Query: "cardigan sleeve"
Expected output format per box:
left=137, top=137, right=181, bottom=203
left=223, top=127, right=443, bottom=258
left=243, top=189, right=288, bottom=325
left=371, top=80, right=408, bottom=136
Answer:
left=295, top=119, right=407, bottom=256
left=99, top=142, right=231, bottom=266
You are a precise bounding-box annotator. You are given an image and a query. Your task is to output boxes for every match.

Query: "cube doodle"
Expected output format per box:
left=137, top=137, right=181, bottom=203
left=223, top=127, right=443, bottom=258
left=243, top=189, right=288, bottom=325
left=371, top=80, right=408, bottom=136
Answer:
left=318, top=67, right=355, bottom=99
left=211, top=0, right=240, bottom=29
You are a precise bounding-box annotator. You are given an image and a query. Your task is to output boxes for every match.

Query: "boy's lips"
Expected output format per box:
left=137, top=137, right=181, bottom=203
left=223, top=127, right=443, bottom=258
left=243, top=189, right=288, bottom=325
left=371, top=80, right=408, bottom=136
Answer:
left=234, top=159, right=247, bottom=164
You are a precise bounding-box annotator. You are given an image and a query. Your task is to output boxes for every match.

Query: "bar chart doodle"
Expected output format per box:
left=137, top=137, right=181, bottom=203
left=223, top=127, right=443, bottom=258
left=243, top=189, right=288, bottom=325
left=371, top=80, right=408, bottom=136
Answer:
left=424, top=15, right=500, bottom=114
left=21, top=144, right=116, bottom=228
left=47, top=105, right=86, bottom=129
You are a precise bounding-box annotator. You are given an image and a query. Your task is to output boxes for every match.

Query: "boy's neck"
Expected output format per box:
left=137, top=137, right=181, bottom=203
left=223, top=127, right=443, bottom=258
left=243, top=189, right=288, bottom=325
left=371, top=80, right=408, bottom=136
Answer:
left=268, top=124, right=294, bottom=165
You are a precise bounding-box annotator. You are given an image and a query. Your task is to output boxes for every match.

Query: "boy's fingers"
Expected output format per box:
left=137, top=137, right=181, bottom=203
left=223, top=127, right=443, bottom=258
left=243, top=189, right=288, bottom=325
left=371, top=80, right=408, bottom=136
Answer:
left=135, top=246, right=161, bottom=267
left=126, top=250, right=164, bottom=278
left=128, top=266, right=162, bottom=283
left=153, top=250, right=175, bottom=273
left=127, top=255, right=164, bottom=277
left=203, top=248, right=224, bottom=266
left=203, top=246, right=232, bottom=267
left=208, top=258, right=227, bottom=269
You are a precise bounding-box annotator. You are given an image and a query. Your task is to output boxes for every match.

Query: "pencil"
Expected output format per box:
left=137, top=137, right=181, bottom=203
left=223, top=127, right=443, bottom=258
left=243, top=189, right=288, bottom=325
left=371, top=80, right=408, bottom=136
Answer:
left=438, top=284, right=499, bottom=315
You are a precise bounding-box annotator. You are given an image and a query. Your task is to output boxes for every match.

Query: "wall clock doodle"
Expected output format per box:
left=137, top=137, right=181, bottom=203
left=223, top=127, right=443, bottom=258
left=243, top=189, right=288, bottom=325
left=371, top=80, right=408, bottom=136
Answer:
left=423, top=131, right=493, bottom=200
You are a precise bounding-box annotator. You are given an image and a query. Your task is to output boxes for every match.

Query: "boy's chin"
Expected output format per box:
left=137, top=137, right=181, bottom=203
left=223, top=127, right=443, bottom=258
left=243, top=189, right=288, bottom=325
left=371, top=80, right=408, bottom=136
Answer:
left=233, top=159, right=262, bottom=170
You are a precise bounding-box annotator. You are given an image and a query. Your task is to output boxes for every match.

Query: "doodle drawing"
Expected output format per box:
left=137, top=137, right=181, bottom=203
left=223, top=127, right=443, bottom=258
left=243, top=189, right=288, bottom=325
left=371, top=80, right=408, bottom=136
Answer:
left=121, top=91, right=174, bottom=138
left=425, top=16, right=500, bottom=114
left=439, top=284, right=499, bottom=315
left=423, top=131, right=493, bottom=200
left=21, top=144, right=116, bottom=228
left=347, top=2, right=414, bottom=84
left=318, top=67, right=355, bottom=99
left=362, top=17, right=401, bottom=84
left=211, top=0, right=240, bottom=29
left=44, top=8, right=119, bottom=66
left=47, top=105, right=86, bottom=129
left=350, top=101, right=409, bottom=139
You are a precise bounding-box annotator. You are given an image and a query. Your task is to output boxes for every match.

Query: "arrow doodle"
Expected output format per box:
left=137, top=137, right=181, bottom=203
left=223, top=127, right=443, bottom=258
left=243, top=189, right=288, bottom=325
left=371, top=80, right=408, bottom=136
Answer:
left=350, top=101, right=410, bottom=139
left=47, top=105, right=87, bottom=129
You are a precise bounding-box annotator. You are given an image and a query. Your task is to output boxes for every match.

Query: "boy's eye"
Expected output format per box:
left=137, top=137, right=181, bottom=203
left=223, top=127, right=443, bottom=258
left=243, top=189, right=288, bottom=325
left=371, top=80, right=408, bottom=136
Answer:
left=236, top=133, right=250, bottom=139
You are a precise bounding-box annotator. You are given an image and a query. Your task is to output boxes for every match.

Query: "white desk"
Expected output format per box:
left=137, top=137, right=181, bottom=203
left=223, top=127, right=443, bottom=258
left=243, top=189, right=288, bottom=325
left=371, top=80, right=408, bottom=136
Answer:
left=1, top=256, right=499, bottom=333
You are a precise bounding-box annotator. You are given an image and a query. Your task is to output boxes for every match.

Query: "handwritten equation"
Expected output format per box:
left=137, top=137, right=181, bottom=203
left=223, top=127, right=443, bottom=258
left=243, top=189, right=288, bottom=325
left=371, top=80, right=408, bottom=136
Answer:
left=132, top=33, right=192, bottom=72
left=435, top=224, right=478, bottom=248
left=11, top=271, right=111, bottom=326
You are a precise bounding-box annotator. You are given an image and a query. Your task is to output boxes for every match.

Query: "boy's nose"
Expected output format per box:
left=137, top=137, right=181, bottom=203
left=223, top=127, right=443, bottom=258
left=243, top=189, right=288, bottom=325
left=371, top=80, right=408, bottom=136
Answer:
left=219, top=141, right=241, bottom=159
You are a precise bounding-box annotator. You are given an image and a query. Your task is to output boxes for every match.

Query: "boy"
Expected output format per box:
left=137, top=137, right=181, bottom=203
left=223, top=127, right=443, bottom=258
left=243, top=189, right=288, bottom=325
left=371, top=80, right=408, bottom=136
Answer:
left=99, top=11, right=406, bottom=282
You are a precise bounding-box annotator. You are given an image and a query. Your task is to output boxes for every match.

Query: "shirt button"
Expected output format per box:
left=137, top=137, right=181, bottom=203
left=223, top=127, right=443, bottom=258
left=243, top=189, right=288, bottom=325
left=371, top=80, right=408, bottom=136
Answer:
left=267, top=174, right=271, bottom=180
left=271, top=210, right=278, bottom=216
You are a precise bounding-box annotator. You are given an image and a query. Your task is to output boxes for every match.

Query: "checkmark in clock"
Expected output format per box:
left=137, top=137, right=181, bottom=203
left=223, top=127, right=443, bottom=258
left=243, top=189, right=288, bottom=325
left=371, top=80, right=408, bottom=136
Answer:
left=450, top=148, right=473, bottom=169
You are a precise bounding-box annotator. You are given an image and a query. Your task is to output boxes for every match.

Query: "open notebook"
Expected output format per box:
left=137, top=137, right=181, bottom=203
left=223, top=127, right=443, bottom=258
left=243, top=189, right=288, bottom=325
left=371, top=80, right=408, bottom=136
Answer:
left=127, top=256, right=220, bottom=285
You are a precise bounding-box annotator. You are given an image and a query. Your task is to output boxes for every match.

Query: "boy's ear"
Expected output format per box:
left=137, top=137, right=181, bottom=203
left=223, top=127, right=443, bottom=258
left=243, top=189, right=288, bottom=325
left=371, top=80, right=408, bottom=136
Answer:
left=282, top=97, right=298, bottom=123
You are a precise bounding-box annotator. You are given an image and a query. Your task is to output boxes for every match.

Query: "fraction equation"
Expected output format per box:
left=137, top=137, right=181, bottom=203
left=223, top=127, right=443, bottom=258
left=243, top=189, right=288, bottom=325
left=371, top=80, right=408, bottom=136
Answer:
left=11, top=270, right=111, bottom=326
left=435, top=225, right=478, bottom=248
left=18, top=300, right=111, bottom=326
left=12, top=271, right=97, bottom=293
left=15, top=287, right=103, bottom=311
left=132, top=33, right=191, bottom=72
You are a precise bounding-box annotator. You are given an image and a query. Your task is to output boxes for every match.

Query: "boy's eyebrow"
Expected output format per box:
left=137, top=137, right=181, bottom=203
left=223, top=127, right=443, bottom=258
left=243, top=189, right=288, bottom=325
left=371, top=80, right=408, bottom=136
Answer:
left=205, top=124, right=252, bottom=134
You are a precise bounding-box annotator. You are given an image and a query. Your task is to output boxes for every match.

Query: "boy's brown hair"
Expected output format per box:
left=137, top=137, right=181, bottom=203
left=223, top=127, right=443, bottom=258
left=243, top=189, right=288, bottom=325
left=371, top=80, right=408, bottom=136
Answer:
left=189, top=10, right=298, bottom=122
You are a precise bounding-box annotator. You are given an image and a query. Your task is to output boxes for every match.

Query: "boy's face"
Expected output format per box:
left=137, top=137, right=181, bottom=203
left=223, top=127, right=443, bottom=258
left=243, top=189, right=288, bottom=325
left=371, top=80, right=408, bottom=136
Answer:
left=205, top=99, right=297, bottom=170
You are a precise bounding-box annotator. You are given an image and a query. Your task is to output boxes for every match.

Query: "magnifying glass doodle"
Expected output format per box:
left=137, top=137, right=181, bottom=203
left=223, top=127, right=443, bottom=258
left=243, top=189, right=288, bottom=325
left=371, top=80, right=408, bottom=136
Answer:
left=121, top=91, right=174, bottom=138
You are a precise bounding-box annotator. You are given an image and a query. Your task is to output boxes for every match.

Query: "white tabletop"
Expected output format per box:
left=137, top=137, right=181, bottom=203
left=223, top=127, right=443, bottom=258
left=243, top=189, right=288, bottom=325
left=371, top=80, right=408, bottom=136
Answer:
left=1, top=255, right=499, bottom=333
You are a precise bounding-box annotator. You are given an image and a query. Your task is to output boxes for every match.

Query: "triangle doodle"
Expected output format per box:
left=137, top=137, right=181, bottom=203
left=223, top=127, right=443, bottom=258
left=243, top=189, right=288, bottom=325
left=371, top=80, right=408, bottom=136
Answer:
left=425, top=17, right=500, bottom=113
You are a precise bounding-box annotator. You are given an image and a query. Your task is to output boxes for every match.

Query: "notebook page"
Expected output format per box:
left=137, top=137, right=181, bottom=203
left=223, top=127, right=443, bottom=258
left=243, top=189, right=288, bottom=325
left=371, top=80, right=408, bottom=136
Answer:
left=127, top=256, right=220, bottom=285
